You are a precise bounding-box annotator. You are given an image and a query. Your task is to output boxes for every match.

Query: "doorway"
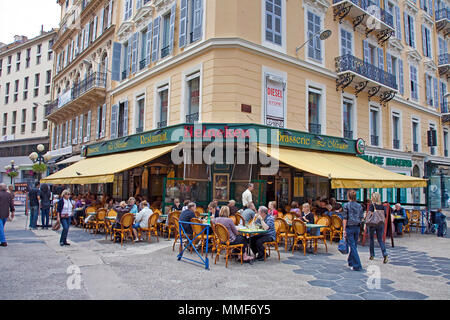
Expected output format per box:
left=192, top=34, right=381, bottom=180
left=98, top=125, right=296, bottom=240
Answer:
left=275, top=170, right=291, bottom=211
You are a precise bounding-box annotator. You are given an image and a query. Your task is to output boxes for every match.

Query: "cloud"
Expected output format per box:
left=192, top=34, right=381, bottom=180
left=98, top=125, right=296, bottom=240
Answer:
left=0, top=0, right=60, bottom=44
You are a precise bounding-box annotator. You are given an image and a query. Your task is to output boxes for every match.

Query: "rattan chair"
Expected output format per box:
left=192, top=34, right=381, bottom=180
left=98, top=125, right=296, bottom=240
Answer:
left=263, top=220, right=280, bottom=261
left=138, top=213, right=160, bottom=243
left=330, top=215, right=344, bottom=243
left=171, top=210, right=181, bottom=220
left=284, top=213, right=294, bottom=223
left=112, top=213, right=134, bottom=246
left=214, top=223, right=244, bottom=268
left=403, top=210, right=411, bottom=236
left=410, top=210, right=421, bottom=232
left=235, top=212, right=244, bottom=225
left=191, top=218, right=209, bottom=255
left=275, top=217, right=295, bottom=252
left=91, top=209, right=107, bottom=234
left=291, top=219, right=311, bottom=255
left=230, top=215, right=237, bottom=225
left=316, top=216, right=332, bottom=240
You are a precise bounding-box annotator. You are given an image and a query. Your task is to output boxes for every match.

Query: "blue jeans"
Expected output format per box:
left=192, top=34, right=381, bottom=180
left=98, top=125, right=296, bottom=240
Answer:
left=29, top=206, right=39, bottom=229
left=0, top=218, right=7, bottom=243
left=41, top=207, right=50, bottom=227
left=60, top=218, right=70, bottom=244
left=346, top=225, right=362, bottom=270
left=368, top=225, right=387, bottom=258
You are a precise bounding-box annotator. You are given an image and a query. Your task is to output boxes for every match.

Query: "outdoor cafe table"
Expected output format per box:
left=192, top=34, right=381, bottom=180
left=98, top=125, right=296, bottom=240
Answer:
left=237, top=227, right=269, bottom=255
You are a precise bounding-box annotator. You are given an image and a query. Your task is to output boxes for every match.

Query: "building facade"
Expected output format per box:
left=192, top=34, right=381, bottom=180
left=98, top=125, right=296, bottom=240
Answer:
left=47, top=0, right=449, bottom=208
left=0, top=30, right=57, bottom=185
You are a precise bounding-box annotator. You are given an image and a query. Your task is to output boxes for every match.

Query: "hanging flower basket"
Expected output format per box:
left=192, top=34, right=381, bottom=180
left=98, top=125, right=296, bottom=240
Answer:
left=6, top=169, right=18, bottom=178
left=32, top=163, right=47, bottom=173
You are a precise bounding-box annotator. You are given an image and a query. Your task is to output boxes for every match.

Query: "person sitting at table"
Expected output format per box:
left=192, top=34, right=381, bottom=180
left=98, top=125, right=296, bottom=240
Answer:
left=179, top=202, right=197, bottom=239
left=290, top=201, right=301, bottom=218
left=301, top=203, right=320, bottom=235
left=105, top=197, right=115, bottom=210
left=315, top=197, right=329, bottom=215
left=241, top=203, right=256, bottom=225
left=182, top=200, right=190, bottom=212
left=171, top=198, right=183, bottom=212
left=214, top=206, right=253, bottom=262
left=268, top=201, right=279, bottom=218
left=208, top=202, right=219, bottom=218
left=227, top=200, right=238, bottom=216
left=128, top=197, right=138, bottom=214
left=249, top=206, right=276, bottom=261
left=132, top=201, right=154, bottom=241
left=392, top=203, right=407, bottom=236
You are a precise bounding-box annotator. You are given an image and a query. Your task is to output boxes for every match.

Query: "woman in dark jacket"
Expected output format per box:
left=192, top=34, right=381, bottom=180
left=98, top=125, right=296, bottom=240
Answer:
left=366, top=192, right=388, bottom=263
left=40, top=184, right=51, bottom=229
left=56, top=190, right=74, bottom=246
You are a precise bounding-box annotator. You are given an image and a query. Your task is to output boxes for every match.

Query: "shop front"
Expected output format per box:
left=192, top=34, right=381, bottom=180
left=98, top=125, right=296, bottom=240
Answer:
left=41, top=123, right=427, bottom=213
left=425, top=158, right=450, bottom=209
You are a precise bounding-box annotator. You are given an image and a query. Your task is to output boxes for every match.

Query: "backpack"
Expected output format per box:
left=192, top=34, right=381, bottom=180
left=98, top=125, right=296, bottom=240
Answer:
left=365, top=206, right=385, bottom=227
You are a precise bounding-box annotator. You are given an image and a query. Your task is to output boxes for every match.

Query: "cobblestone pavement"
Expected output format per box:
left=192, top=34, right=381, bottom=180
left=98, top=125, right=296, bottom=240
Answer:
left=1, top=209, right=449, bottom=300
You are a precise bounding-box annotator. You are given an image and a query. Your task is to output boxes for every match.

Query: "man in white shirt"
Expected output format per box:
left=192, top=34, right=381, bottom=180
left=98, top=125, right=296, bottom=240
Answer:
left=242, top=183, right=254, bottom=209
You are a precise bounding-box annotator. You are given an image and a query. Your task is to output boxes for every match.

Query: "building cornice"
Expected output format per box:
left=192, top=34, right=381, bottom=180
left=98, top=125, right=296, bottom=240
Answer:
left=0, top=30, right=58, bottom=57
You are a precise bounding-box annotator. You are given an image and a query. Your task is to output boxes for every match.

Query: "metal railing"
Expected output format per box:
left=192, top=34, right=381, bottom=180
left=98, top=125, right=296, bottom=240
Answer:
left=309, top=123, right=322, bottom=134
left=435, top=8, right=449, bottom=20
left=333, top=0, right=394, bottom=28
left=335, top=54, right=398, bottom=90
left=438, top=53, right=449, bottom=66
left=186, top=112, right=199, bottom=123
left=157, top=120, right=167, bottom=128
left=393, top=139, right=400, bottom=149
left=371, top=135, right=379, bottom=146
left=442, top=101, right=449, bottom=114
left=344, top=129, right=353, bottom=139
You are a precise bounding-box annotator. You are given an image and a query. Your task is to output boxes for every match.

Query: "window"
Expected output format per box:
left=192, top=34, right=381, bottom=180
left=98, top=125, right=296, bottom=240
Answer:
left=179, top=0, right=204, bottom=48
left=387, top=2, right=402, bottom=40
left=48, top=40, right=53, bottom=61
left=2, top=113, right=7, bottom=136
left=36, top=44, right=42, bottom=64
left=370, top=106, right=380, bottom=146
left=21, top=109, right=26, bottom=134
left=307, top=11, right=322, bottom=61
left=7, top=56, right=11, bottom=74
left=122, top=41, right=129, bottom=80
left=404, top=13, right=415, bottom=48
left=124, top=0, right=133, bottom=21
left=96, top=104, right=106, bottom=139
left=134, top=95, right=145, bottom=133
left=11, top=111, right=16, bottom=135
left=429, top=123, right=436, bottom=155
left=31, top=106, right=37, bottom=133
left=161, top=13, right=171, bottom=59
left=412, top=119, right=419, bottom=152
left=392, top=112, right=401, bottom=150
left=45, top=70, right=51, bottom=95
left=0, top=59, right=2, bottom=77
left=265, top=0, right=282, bottom=46
left=308, top=88, right=321, bottom=134
left=186, top=75, right=200, bottom=123
left=139, top=29, right=148, bottom=70
left=157, top=86, right=169, bottom=128
left=343, top=98, right=353, bottom=139
left=340, top=28, right=352, bottom=55
left=26, top=48, right=31, bottom=68
left=444, top=130, right=449, bottom=157
left=23, top=76, right=29, bottom=100
left=410, top=65, right=418, bottom=101
left=5, top=82, right=10, bottom=104
left=422, top=26, right=432, bottom=58
left=14, top=80, right=19, bottom=102
left=16, top=52, right=21, bottom=71
left=441, top=81, right=448, bottom=113
left=425, top=74, right=433, bottom=106
left=34, top=73, right=40, bottom=97
left=117, top=102, right=128, bottom=138
left=420, top=0, right=433, bottom=15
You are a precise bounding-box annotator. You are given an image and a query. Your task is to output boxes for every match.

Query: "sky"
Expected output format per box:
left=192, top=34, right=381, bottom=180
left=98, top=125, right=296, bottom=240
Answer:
left=0, top=0, right=60, bottom=44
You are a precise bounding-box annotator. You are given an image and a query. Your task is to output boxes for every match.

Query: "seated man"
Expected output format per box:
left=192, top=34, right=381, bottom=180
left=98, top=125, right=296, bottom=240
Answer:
left=132, top=201, right=154, bottom=241
left=392, top=203, right=407, bottom=235
left=227, top=200, right=239, bottom=216
left=241, top=203, right=256, bottom=225
left=179, top=202, right=197, bottom=239
left=249, top=206, right=276, bottom=261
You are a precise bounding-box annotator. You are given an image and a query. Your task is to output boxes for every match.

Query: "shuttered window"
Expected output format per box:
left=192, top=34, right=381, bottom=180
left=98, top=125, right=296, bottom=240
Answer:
left=265, top=0, right=282, bottom=46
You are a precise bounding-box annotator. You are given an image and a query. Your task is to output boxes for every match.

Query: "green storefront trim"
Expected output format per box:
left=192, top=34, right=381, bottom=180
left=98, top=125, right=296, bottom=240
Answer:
left=86, top=123, right=358, bottom=157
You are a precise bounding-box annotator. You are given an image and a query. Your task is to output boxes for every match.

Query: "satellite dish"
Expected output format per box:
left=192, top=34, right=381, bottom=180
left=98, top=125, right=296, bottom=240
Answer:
left=319, top=30, right=332, bottom=41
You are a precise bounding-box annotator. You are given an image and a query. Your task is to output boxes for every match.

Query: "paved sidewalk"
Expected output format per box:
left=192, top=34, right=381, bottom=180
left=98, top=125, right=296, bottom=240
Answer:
left=1, top=209, right=449, bottom=300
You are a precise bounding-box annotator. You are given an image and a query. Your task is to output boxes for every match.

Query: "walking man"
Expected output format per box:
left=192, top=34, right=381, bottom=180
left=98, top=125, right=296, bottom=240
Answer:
left=342, top=190, right=364, bottom=271
left=242, top=183, right=254, bottom=209
left=28, top=182, right=41, bottom=230
left=0, top=183, right=15, bottom=247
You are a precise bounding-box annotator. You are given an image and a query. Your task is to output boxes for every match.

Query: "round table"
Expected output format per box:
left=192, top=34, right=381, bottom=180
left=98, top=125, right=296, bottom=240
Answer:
left=238, top=227, right=269, bottom=255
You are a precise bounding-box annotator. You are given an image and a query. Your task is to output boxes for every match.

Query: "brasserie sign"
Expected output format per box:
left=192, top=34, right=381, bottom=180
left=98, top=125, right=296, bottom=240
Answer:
left=86, top=123, right=358, bottom=157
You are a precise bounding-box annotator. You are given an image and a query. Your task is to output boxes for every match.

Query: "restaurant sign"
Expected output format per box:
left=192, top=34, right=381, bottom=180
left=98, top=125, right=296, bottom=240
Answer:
left=359, top=155, right=412, bottom=168
left=86, top=123, right=357, bottom=157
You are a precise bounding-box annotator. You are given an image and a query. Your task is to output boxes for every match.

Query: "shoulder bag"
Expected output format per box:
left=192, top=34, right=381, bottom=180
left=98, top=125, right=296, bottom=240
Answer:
left=365, top=206, right=385, bottom=227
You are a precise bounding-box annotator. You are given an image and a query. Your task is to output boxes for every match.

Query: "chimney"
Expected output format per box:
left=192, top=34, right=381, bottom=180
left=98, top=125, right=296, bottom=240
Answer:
left=41, top=25, right=44, bottom=35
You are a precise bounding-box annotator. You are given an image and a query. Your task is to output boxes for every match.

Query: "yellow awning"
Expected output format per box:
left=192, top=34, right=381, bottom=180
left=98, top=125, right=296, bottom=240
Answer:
left=41, top=144, right=178, bottom=185
left=258, top=145, right=427, bottom=189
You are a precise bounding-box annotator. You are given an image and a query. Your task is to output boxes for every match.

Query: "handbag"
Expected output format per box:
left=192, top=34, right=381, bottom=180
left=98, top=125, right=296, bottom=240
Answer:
left=52, top=220, right=61, bottom=231
left=365, top=208, right=385, bottom=227
left=338, top=238, right=348, bottom=254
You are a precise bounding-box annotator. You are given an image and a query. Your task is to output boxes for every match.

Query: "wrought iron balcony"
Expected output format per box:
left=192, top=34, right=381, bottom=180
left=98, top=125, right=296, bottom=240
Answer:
left=333, top=0, right=394, bottom=43
left=436, top=8, right=449, bottom=21
left=371, top=135, right=379, bottom=146
left=438, top=53, right=450, bottom=77
left=344, top=129, right=353, bottom=139
left=413, top=143, right=418, bottom=152
left=309, top=123, right=322, bottom=135
left=335, top=54, right=397, bottom=105
left=435, top=8, right=450, bottom=34
left=393, top=139, right=400, bottom=149
left=157, top=120, right=167, bottom=128
left=186, top=112, right=199, bottom=123
left=441, top=102, right=450, bottom=124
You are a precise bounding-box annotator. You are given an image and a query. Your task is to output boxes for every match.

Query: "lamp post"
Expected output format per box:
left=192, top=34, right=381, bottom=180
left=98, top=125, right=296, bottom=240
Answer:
left=29, top=144, right=52, bottom=182
left=295, top=30, right=332, bottom=55
left=4, top=159, right=18, bottom=186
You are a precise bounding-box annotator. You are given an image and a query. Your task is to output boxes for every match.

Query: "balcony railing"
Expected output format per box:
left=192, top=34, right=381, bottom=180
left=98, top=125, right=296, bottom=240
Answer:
left=413, top=143, right=418, bottom=152
left=344, top=129, right=353, bottom=139
left=186, top=112, right=199, bottom=123
left=442, top=101, right=449, bottom=114
left=435, top=8, right=449, bottom=20
left=333, top=0, right=394, bottom=28
left=157, top=120, right=167, bottom=128
left=371, top=135, right=379, bottom=146
left=309, top=123, right=322, bottom=134
left=439, top=53, right=450, bottom=66
left=335, top=54, right=398, bottom=90
left=139, top=59, right=146, bottom=70
left=393, top=139, right=400, bottom=149
left=45, top=100, right=59, bottom=117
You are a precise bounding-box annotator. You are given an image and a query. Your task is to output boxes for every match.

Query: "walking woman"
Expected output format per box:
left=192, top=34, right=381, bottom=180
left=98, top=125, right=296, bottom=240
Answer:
left=366, top=192, right=388, bottom=263
left=40, top=184, right=51, bottom=229
left=57, top=190, right=74, bottom=246
left=342, top=190, right=364, bottom=271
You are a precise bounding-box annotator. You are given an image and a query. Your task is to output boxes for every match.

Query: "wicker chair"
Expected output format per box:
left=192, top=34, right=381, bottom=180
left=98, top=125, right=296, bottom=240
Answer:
left=138, top=213, right=160, bottom=243
left=275, top=217, right=295, bottom=252
left=230, top=215, right=237, bottom=225
left=91, top=209, right=107, bottom=234
left=172, top=217, right=182, bottom=252
left=284, top=213, right=294, bottom=223
left=112, top=213, right=134, bottom=246
left=291, top=219, right=311, bottom=255
left=191, top=218, right=209, bottom=255
left=235, top=212, right=244, bottom=226
left=403, top=210, right=411, bottom=235
left=307, top=224, right=328, bottom=253
left=316, top=216, right=332, bottom=240
left=214, top=223, right=244, bottom=268
left=410, top=210, right=421, bottom=232
left=330, top=215, right=344, bottom=243
left=263, top=220, right=281, bottom=261
left=162, top=212, right=177, bottom=239
left=171, top=210, right=181, bottom=220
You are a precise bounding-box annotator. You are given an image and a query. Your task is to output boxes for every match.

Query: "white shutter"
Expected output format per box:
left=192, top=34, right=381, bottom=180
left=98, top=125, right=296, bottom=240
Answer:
left=123, top=101, right=128, bottom=136
left=99, top=8, right=105, bottom=36
left=65, top=120, right=69, bottom=146
left=80, top=28, right=85, bottom=51
left=79, top=114, right=84, bottom=143
left=68, top=119, right=72, bottom=145
left=74, top=35, right=79, bottom=56
left=110, top=104, right=118, bottom=139
left=93, top=16, right=98, bottom=41
left=59, top=124, right=63, bottom=149
left=84, top=23, right=90, bottom=49
left=73, top=116, right=78, bottom=144
left=96, top=106, right=101, bottom=139
left=86, top=110, right=91, bottom=141
left=101, top=104, right=106, bottom=138
left=107, top=0, right=113, bottom=27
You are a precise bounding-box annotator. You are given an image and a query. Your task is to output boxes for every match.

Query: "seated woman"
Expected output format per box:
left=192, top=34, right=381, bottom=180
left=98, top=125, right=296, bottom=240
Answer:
left=214, top=206, right=252, bottom=262
left=290, top=201, right=301, bottom=218
left=268, top=201, right=279, bottom=218
left=171, top=198, right=183, bottom=212
left=300, top=203, right=320, bottom=236
left=128, top=197, right=138, bottom=214
left=132, top=201, right=154, bottom=241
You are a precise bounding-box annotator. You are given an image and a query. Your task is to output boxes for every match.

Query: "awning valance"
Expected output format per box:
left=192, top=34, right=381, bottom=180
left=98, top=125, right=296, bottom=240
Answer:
left=258, top=145, right=427, bottom=189
left=41, top=144, right=178, bottom=185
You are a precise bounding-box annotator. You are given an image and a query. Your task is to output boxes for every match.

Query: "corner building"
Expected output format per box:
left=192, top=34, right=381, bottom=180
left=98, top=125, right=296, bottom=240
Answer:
left=46, top=0, right=448, bottom=210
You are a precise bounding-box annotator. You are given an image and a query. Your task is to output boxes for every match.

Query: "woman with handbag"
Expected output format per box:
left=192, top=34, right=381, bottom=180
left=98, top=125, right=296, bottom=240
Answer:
left=365, top=192, right=388, bottom=263
left=56, top=190, right=74, bottom=246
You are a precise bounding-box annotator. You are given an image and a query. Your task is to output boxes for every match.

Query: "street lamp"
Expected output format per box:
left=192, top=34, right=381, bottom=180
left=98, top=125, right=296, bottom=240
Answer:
left=4, top=159, right=18, bottom=186
left=296, top=30, right=332, bottom=55
left=29, top=144, right=52, bottom=181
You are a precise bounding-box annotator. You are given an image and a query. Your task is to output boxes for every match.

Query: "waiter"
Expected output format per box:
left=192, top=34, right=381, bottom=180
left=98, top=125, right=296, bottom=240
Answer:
left=242, top=183, right=254, bottom=209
